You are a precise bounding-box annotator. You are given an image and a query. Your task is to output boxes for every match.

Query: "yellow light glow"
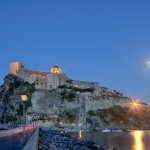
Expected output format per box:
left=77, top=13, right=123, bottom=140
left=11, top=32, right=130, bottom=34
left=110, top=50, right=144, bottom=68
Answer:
left=134, top=102, right=137, bottom=106
left=130, top=99, right=139, bottom=110
left=131, top=131, right=145, bottom=150
left=51, top=65, right=62, bottom=74
left=21, top=95, right=28, bottom=101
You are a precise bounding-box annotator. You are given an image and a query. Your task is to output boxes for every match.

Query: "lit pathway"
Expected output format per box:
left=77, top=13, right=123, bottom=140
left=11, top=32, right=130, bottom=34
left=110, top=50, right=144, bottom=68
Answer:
left=0, top=126, right=34, bottom=150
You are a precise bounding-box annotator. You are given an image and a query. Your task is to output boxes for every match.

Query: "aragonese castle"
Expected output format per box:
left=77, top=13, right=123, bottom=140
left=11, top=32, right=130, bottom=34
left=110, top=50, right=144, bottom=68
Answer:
left=2, top=61, right=148, bottom=129
left=9, top=62, right=99, bottom=90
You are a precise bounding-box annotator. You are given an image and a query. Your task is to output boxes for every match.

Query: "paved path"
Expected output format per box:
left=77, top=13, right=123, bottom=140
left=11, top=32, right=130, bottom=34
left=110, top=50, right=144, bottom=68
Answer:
left=0, top=126, right=34, bottom=150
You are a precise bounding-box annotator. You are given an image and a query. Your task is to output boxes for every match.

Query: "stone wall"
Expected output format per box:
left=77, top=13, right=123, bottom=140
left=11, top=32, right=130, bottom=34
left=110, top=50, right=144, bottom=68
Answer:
left=31, top=90, right=58, bottom=117
left=69, top=80, right=99, bottom=89
left=47, top=74, right=60, bottom=89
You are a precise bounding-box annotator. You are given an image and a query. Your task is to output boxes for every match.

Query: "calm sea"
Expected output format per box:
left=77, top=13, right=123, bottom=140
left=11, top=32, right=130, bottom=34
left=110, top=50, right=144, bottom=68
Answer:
left=69, top=130, right=150, bottom=150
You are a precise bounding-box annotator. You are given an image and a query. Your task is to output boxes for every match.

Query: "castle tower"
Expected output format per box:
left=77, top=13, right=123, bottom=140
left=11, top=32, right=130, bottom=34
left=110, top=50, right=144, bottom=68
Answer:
left=9, top=62, right=24, bottom=75
left=47, top=65, right=66, bottom=89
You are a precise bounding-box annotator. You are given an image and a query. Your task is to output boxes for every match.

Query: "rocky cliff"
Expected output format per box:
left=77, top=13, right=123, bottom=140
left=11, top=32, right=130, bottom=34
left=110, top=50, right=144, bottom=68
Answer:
left=0, top=74, right=150, bottom=129
left=0, top=75, right=35, bottom=125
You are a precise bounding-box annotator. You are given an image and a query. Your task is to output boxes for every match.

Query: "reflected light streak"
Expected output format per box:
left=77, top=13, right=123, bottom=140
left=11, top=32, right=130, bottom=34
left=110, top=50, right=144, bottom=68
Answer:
left=79, top=130, right=82, bottom=138
left=131, top=131, right=145, bottom=150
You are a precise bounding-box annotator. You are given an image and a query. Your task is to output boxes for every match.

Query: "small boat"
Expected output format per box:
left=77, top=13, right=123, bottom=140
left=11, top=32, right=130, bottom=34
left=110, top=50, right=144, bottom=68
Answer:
left=102, top=128, right=111, bottom=132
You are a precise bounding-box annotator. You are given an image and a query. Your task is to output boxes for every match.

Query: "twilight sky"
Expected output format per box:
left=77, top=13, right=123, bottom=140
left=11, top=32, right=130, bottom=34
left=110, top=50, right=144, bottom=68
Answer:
left=0, top=1, right=150, bottom=104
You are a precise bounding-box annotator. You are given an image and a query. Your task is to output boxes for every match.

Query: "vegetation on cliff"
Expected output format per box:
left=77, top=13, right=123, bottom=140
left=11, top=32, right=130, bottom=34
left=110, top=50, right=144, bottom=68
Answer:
left=0, top=75, right=36, bottom=123
left=87, top=105, right=150, bottom=129
left=57, top=108, right=78, bottom=123
left=60, top=89, right=76, bottom=102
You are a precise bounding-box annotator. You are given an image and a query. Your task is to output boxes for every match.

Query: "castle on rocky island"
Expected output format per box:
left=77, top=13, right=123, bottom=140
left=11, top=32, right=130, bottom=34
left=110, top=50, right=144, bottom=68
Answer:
left=1, top=61, right=148, bottom=129
left=8, top=62, right=149, bottom=112
left=9, top=62, right=99, bottom=90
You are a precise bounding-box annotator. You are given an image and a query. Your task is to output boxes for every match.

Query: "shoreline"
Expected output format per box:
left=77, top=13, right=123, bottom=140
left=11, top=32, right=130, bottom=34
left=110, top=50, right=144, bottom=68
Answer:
left=38, top=127, right=119, bottom=150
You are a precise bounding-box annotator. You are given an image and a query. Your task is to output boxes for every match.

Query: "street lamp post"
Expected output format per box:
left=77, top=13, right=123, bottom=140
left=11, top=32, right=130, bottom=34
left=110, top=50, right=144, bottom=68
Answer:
left=21, top=91, right=28, bottom=143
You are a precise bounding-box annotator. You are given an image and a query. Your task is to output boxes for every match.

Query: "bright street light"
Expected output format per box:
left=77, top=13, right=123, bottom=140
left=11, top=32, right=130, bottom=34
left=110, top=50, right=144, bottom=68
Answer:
left=21, top=91, right=28, bottom=144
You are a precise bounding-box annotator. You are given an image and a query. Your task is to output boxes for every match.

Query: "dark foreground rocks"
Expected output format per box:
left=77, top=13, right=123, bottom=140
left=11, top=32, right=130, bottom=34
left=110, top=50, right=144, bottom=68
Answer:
left=38, top=128, right=118, bottom=150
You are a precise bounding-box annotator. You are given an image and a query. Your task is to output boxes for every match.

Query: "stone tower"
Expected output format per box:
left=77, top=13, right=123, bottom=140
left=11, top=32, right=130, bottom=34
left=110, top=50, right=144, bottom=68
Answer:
left=47, top=65, right=66, bottom=89
left=9, top=62, right=24, bottom=75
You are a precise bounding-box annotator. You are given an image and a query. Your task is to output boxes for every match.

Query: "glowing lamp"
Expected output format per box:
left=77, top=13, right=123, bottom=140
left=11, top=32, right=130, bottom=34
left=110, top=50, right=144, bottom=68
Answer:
left=21, top=91, right=28, bottom=101
left=21, top=95, right=27, bottom=101
left=20, top=91, right=28, bottom=143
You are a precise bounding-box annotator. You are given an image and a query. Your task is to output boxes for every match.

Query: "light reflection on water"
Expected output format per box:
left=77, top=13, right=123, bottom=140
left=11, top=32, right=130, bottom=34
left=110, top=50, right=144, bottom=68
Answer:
left=130, top=131, right=145, bottom=150
left=79, top=130, right=82, bottom=138
left=70, top=130, right=150, bottom=150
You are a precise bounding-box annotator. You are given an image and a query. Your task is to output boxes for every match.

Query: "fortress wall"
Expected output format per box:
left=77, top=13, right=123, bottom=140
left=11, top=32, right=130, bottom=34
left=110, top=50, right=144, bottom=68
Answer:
left=71, top=80, right=99, bottom=89
left=9, top=62, right=100, bottom=91
left=58, top=73, right=67, bottom=85
left=31, top=90, right=57, bottom=115
left=17, top=68, right=48, bottom=79
left=47, top=74, right=60, bottom=89
left=35, top=78, right=47, bottom=89
left=85, top=97, right=133, bottom=112
left=24, top=76, right=36, bottom=84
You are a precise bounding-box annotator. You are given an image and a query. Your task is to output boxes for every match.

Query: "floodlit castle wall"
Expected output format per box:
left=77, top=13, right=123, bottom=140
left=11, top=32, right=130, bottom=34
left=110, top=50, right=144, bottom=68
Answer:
left=9, top=62, right=100, bottom=90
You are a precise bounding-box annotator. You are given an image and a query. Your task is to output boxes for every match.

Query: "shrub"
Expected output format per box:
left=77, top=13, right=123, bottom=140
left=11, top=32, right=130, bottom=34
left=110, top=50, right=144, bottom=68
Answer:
left=68, top=92, right=75, bottom=102
left=5, top=115, right=17, bottom=123
left=14, top=81, right=21, bottom=88
left=88, top=110, right=96, bottom=116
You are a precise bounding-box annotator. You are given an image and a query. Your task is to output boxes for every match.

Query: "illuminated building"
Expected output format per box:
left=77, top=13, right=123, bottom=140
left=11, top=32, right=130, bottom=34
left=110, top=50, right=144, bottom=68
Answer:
left=9, top=62, right=99, bottom=90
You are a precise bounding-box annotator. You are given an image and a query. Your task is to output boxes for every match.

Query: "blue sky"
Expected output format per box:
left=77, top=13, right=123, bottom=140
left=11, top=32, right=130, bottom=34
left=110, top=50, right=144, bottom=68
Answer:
left=0, top=1, right=150, bottom=104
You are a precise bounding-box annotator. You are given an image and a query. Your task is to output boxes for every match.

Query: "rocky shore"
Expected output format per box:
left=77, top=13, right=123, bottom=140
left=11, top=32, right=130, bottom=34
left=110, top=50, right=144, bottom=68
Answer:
left=38, top=128, right=119, bottom=150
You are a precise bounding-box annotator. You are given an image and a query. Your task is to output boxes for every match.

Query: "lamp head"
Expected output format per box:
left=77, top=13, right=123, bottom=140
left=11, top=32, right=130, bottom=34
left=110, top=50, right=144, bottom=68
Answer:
left=21, top=91, right=28, bottom=101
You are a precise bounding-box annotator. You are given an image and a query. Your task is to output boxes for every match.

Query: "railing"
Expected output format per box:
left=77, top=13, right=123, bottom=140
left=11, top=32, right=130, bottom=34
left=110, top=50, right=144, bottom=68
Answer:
left=23, top=127, right=39, bottom=150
